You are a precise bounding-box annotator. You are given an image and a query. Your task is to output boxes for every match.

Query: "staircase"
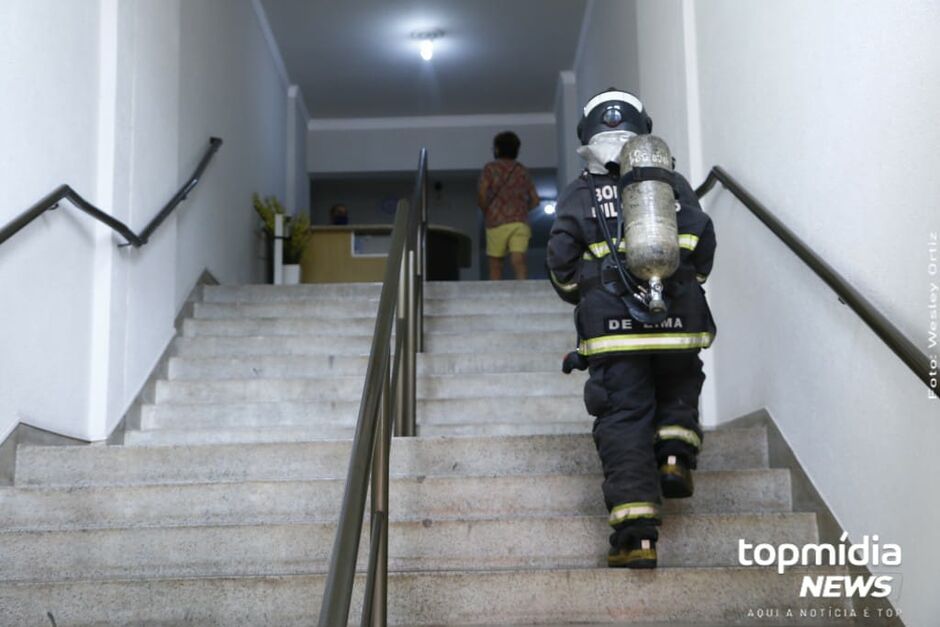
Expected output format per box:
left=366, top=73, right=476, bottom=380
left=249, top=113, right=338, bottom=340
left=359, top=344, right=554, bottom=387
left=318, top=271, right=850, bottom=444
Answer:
left=0, top=281, right=851, bottom=625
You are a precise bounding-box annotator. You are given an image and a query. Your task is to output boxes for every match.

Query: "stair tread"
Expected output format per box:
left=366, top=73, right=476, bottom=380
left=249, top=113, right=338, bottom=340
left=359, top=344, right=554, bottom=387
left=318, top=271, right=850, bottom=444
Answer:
left=139, top=395, right=595, bottom=430
left=17, top=428, right=768, bottom=487
left=153, top=372, right=587, bottom=404
left=0, top=512, right=818, bottom=581
left=0, top=469, right=791, bottom=531
left=0, top=567, right=855, bottom=625
left=166, top=351, right=568, bottom=379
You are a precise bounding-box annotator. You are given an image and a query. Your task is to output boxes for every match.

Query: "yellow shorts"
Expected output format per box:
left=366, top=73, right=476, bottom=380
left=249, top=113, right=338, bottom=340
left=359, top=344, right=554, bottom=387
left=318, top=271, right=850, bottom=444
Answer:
left=486, top=221, right=531, bottom=258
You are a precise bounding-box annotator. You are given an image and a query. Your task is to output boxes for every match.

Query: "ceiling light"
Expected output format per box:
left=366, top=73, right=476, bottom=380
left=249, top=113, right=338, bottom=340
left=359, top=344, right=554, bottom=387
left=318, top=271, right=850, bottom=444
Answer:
left=544, top=203, right=556, bottom=215
left=420, top=40, right=434, bottom=61
left=411, top=29, right=443, bottom=62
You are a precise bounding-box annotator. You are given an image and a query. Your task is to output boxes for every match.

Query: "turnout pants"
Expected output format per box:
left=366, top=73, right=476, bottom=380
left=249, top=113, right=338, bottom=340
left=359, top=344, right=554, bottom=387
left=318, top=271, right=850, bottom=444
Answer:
left=584, top=351, right=705, bottom=536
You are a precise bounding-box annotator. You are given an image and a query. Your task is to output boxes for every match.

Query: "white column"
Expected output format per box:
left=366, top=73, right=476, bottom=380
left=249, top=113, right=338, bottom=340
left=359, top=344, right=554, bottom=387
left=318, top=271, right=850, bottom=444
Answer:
left=680, top=0, right=718, bottom=427
left=86, top=0, right=120, bottom=441
left=273, top=213, right=284, bottom=285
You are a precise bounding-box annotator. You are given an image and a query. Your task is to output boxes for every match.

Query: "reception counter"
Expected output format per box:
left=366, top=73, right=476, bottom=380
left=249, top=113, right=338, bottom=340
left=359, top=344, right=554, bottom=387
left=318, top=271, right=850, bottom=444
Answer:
left=300, top=224, right=472, bottom=283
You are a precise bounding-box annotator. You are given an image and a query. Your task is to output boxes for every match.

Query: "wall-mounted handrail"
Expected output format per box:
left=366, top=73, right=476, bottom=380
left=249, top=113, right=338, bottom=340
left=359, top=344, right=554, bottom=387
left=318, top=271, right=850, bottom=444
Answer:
left=696, top=166, right=935, bottom=394
left=0, top=137, right=223, bottom=249
left=318, top=148, right=428, bottom=626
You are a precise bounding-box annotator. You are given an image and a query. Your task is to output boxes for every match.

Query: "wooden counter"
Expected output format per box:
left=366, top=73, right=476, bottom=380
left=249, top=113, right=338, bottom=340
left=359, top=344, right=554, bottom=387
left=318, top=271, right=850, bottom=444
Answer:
left=300, top=224, right=472, bottom=283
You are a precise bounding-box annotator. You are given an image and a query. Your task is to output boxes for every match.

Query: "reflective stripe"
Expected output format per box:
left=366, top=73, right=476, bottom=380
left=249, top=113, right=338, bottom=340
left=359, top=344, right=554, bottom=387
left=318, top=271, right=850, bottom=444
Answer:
left=550, top=270, right=578, bottom=293
left=678, top=233, right=699, bottom=251
left=657, top=425, right=702, bottom=450
left=583, top=233, right=698, bottom=259
left=609, top=501, right=660, bottom=526
left=585, top=240, right=625, bottom=259
left=579, top=332, right=713, bottom=356
left=583, top=91, right=644, bottom=116
left=696, top=273, right=708, bottom=284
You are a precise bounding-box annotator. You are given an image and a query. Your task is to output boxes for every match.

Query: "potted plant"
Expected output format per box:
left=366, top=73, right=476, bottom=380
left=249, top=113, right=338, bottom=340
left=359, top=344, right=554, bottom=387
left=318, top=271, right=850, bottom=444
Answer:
left=282, top=212, right=311, bottom=284
left=253, top=194, right=311, bottom=284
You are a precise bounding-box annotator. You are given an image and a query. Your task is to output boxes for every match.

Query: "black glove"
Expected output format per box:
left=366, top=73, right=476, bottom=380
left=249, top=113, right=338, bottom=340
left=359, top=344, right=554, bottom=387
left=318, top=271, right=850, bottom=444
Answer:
left=562, top=350, right=589, bottom=374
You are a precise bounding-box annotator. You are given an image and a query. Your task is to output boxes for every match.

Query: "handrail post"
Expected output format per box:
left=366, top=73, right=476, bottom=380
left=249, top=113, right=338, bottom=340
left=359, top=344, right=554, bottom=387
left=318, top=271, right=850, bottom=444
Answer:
left=394, top=235, right=408, bottom=438
left=317, top=151, right=428, bottom=626
left=416, top=161, right=428, bottom=353
left=317, top=203, right=409, bottom=627
left=403, top=247, right=417, bottom=437
left=363, top=351, right=391, bottom=627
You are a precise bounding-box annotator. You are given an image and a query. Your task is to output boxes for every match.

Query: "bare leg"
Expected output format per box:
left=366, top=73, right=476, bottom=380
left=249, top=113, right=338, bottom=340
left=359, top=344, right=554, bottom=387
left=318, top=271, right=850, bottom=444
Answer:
left=488, top=256, right=504, bottom=281
left=510, top=252, right=527, bottom=280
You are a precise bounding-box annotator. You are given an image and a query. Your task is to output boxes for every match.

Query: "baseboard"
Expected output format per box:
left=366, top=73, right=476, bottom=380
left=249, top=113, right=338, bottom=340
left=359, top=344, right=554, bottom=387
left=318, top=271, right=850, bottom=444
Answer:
left=724, top=409, right=904, bottom=626
left=0, top=270, right=218, bottom=482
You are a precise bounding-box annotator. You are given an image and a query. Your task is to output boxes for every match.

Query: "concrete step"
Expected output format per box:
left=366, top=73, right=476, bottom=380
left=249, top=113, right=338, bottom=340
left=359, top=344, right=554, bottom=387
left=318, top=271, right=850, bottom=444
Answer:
left=0, top=567, right=851, bottom=625
left=182, top=313, right=572, bottom=337
left=124, top=422, right=593, bottom=445
left=0, top=469, right=791, bottom=531
left=425, top=280, right=557, bottom=299
left=171, top=331, right=574, bottom=358
left=16, top=428, right=768, bottom=487
left=0, top=512, right=817, bottom=582
left=202, top=280, right=554, bottom=304
left=193, top=297, right=572, bottom=319
left=415, top=421, right=591, bottom=437
left=140, top=394, right=592, bottom=430
left=167, top=351, right=566, bottom=380
left=125, top=424, right=356, bottom=446
left=153, top=372, right=586, bottom=404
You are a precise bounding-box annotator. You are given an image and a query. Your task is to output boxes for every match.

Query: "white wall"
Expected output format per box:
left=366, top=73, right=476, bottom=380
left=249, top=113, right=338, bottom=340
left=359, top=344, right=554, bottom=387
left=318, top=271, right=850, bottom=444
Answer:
left=554, top=70, right=582, bottom=191
left=573, top=0, right=640, bottom=113
left=307, top=114, right=557, bottom=174
left=618, top=0, right=940, bottom=622
left=286, top=85, right=311, bottom=217
left=175, top=0, right=290, bottom=305
left=634, top=0, right=692, bottom=178
left=0, top=0, right=306, bottom=443
left=692, top=2, right=940, bottom=623
left=0, top=0, right=101, bottom=442
left=96, top=0, right=184, bottom=433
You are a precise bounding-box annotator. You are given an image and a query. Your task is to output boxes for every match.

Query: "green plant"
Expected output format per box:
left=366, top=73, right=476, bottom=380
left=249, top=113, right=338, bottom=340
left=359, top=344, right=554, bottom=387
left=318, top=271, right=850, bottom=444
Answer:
left=252, top=193, right=286, bottom=235
left=253, top=193, right=311, bottom=263
left=285, top=213, right=311, bottom=264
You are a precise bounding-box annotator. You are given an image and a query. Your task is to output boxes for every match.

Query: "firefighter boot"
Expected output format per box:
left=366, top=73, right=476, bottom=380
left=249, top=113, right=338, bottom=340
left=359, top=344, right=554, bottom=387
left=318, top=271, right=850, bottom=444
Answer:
left=607, top=524, right=658, bottom=569
left=659, top=454, right=694, bottom=499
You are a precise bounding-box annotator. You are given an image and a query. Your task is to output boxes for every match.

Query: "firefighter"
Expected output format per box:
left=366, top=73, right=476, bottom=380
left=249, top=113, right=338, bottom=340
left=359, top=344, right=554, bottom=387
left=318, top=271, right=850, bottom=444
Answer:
left=547, top=88, right=716, bottom=569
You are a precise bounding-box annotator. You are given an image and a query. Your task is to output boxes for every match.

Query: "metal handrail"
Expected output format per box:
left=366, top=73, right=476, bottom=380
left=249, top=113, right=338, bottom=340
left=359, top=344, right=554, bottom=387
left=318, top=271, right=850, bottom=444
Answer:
left=0, top=137, right=223, bottom=249
left=318, top=148, right=428, bottom=626
left=696, top=166, right=935, bottom=394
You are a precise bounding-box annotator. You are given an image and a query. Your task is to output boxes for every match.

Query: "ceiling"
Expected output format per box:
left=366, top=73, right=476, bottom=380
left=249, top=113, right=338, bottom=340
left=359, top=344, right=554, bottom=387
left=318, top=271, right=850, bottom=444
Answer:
left=260, top=0, right=587, bottom=119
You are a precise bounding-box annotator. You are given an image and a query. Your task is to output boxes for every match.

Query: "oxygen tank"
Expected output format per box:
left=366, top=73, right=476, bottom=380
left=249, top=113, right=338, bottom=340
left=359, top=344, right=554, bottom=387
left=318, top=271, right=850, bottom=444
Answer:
left=619, top=135, right=679, bottom=313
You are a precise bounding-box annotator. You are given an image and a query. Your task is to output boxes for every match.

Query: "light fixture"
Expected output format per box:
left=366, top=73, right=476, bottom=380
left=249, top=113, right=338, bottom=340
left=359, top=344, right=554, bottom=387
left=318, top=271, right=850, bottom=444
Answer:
left=411, top=29, right=443, bottom=62
left=420, top=40, right=434, bottom=61
left=544, top=202, right=556, bottom=215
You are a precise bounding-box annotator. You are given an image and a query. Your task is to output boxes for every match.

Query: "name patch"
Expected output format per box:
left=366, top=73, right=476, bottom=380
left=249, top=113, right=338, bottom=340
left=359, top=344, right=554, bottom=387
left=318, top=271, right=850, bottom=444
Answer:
left=605, top=316, right=685, bottom=332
